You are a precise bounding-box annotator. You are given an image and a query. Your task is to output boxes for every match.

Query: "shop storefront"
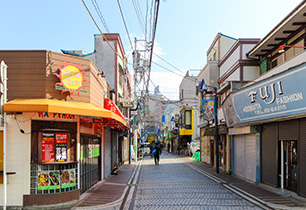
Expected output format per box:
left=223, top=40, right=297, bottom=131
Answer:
left=0, top=51, right=128, bottom=207
left=223, top=62, right=306, bottom=197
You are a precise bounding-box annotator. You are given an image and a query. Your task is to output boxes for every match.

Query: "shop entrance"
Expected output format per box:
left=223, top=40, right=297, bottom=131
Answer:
left=279, top=140, right=298, bottom=192
left=80, top=135, right=101, bottom=194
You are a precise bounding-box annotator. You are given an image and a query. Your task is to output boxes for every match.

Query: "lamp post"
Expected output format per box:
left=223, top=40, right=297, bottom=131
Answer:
left=199, top=79, right=219, bottom=173
left=129, top=101, right=142, bottom=164
left=279, top=45, right=306, bottom=53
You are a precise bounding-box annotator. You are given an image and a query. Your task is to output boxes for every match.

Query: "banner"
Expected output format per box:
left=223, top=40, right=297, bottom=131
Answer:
left=201, top=99, right=214, bottom=121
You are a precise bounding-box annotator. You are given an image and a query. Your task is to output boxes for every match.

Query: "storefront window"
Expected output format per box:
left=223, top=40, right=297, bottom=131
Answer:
left=185, top=110, right=192, bottom=129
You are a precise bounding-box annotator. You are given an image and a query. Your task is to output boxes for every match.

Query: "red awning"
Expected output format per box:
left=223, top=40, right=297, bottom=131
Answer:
left=102, top=98, right=129, bottom=129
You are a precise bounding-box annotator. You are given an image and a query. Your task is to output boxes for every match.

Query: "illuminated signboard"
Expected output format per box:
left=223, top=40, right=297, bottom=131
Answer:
left=54, top=58, right=87, bottom=97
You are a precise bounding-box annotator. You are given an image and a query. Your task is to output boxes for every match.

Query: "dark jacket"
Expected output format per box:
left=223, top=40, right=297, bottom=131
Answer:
left=154, top=145, right=161, bottom=156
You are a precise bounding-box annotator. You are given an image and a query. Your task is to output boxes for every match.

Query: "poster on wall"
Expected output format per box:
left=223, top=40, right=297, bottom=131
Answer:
left=38, top=171, right=50, bottom=190
left=55, top=133, right=68, bottom=162
left=61, top=169, right=76, bottom=188
left=49, top=170, right=60, bottom=189
left=42, top=133, right=55, bottom=162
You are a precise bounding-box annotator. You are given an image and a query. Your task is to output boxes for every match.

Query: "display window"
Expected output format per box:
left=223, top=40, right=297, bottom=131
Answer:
left=30, top=120, right=78, bottom=195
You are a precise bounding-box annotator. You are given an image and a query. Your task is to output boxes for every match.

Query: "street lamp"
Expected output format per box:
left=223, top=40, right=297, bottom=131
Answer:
left=199, top=79, right=219, bottom=173
left=129, top=101, right=142, bottom=164
left=279, top=45, right=306, bottom=53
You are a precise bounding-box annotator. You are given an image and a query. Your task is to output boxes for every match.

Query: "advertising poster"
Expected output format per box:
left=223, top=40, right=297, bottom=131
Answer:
left=38, top=171, right=50, bottom=190
left=49, top=170, right=60, bottom=189
left=201, top=99, right=215, bottom=121
left=55, top=133, right=67, bottom=162
left=61, top=169, right=76, bottom=188
left=42, top=133, right=55, bottom=162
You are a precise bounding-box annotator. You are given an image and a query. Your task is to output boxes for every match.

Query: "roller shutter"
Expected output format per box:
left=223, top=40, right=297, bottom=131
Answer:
left=261, top=123, right=278, bottom=187
left=104, top=128, right=112, bottom=177
left=234, top=135, right=256, bottom=182
left=299, top=119, right=306, bottom=197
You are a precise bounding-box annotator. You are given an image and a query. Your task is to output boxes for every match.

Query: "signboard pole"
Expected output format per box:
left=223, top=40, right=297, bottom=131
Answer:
left=214, top=87, right=219, bottom=174
left=129, top=102, right=142, bottom=164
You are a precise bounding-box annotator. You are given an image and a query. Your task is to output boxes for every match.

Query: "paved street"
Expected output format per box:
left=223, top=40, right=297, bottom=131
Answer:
left=123, top=152, right=269, bottom=210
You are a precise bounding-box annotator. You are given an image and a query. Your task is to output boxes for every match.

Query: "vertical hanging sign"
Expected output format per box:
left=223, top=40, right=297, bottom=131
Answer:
left=42, top=133, right=55, bottom=162
left=55, top=133, right=68, bottom=162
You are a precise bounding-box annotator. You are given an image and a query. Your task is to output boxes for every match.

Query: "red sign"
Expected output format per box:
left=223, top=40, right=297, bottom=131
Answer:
left=55, top=133, right=68, bottom=144
left=104, top=98, right=126, bottom=120
left=42, top=133, right=55, bottom=162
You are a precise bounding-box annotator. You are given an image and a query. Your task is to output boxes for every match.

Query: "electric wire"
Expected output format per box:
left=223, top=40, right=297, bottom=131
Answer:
left=91, top=0, right=110, bottom=33
left=146, top=0, right=160, bottom=94
left=117, top=0, right=134, bottom=50
left=132, top=0, right=145, bottom=35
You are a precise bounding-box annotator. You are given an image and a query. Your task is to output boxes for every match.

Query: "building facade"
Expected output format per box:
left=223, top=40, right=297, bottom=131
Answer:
left=223, top=1, right=306, bottom=198
left=0, top=50, right=128, bottom=207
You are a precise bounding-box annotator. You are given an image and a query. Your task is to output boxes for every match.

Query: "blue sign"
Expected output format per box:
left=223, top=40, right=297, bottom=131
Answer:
left=228, top=63, right=306, bottom=126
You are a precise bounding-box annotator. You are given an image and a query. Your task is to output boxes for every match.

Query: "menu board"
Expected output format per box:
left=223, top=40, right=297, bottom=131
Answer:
left=42, top=133, right=55, bottom=162
left=55, top=133, right=68, bottom=162
left=37, top=168, right=76, bottom=190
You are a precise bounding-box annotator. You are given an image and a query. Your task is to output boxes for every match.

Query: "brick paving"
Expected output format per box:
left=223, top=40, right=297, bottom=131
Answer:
left=69, top=152, right=306, bottom=210
left=72, top=161, right=137, bottom=209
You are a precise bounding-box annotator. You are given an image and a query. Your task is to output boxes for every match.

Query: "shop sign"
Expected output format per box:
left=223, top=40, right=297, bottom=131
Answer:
left=226, top=63, right=306, bottom=126
left=54, top=59, right=88, bottom=97
left=42, top=133, right=54, bottom=163
left=55, top=133, right=67, bottom=162
left=201, top=99, right=214, bottom=121
left=38, top=112, right=76, bottom=120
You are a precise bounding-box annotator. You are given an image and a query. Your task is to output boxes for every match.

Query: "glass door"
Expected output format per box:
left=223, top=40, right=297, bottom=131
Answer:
left=280, top=140, right=298, bottom=192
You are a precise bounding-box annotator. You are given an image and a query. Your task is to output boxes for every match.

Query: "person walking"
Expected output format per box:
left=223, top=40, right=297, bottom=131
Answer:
left=153, top=143, right=161, bottom=165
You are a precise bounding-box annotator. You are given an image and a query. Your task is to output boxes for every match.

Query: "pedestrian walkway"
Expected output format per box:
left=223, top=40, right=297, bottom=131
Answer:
left=175, top=154, right=306, bottom=210
left=72, top=161, right=137, bottom=209
left=71, top=153, right=306, bottom=210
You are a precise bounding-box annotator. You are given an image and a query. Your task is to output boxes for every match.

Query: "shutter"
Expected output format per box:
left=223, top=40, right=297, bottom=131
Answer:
left=104, top=128, right=112, bottom=177
left=279, top=120, right=299, bottom=140
left=245, top=135, right=256, bottom=182
left=262, top=123, right=278, bottom=187
left=299, top=119, right=306, bottom=197
left=234, top=136, right=245, bottom=178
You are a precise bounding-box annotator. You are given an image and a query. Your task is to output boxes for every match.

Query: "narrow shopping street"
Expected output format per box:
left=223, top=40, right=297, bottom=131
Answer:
left=122, top=153, right=268, bottom=210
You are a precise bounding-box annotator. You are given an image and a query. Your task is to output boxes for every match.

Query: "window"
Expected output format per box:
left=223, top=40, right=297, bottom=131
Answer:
left=185, top=110, right=192, bottom=129
left=180, top=89, right=184, bottom=100
left=271, top=59, right=278, bottom=69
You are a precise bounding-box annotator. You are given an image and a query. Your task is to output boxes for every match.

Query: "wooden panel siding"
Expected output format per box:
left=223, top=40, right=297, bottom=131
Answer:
left=0, top=51, right=47, bottom=100
left=0, top=50, right=106, bottom=106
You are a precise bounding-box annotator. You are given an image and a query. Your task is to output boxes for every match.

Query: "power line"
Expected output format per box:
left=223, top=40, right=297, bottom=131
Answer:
left=146, top=0, right=160, bottom=93
left=82, top=0, right=136, bottom=67
left=117, top=0, right=134, bottom=49
left=91, top=0, right=110, bottom=33
left=132, top=0, right=145, bottom=35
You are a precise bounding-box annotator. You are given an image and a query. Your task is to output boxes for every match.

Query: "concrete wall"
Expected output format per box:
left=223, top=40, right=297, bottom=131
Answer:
left=94, top=35, right=116, bottom=90
left=0, top=114, right=31, bottom=206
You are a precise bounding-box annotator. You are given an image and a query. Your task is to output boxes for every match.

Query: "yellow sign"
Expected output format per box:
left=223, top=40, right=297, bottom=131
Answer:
left=61, top=65, right=83, bottom=90
left=54, top=58, right=87, bottom=97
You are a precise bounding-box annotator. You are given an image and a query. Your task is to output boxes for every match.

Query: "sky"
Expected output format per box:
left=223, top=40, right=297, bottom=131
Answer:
left=0, top=0, right=303, bottom=100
